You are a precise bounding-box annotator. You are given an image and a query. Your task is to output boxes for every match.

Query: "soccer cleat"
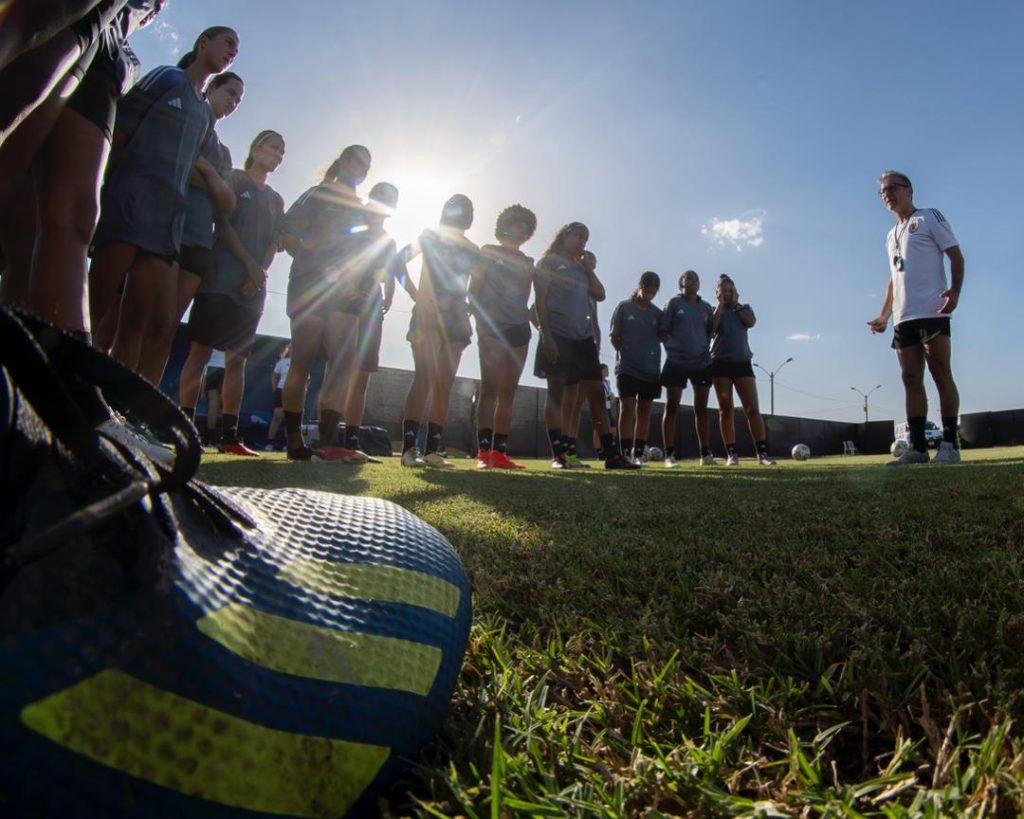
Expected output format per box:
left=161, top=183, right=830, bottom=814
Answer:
left=564, top=454, right=591, bottom=469
left=757, top=453, right=776, bottom=466
left=605, top=453, right=642, bottom=470
left=97, top=416, right=175, bottom=465
left=490, top=450, right=525, bottom=469
left=475, top=450, right=495, bottom=469
left=287, top=445, right=321, bottom=462
left=700, top=454, right=718, bottom=466
left=350, top=449, right=382, bottom=464
left=664, top=455, right=678, bottom=468
left=931, top=441, right=961, bottom=465
left=263, top=443, right=274, bottom=452
left=401, top=447, right=427, bottom=467
left=218, top=441, right=261, bottom=457
left=424, top=452, right=455, bottom=468
left=314, top=446, right=362, bottom=463
left=550, top=454, right=568, bottom=469
left=726, top=453, right=740, bottom=466
left=886, top=448, right=930, bottom=466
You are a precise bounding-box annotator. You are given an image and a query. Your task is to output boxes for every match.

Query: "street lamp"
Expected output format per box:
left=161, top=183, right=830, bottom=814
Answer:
left=752, top=357, right=794, bottom=416
left=850, top=384, right=882, bottom=422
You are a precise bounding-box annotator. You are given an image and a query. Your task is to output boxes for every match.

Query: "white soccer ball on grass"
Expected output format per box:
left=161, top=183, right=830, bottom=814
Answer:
left=890, top=439, right=909, bottom=458
left=791, top=443, right=810, bottom=461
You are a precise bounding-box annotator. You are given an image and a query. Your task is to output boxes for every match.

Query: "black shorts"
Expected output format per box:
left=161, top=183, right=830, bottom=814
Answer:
left=204, top=366, right=224, bottom=393
left=892, top=317, right=951, bottom=349
left=617, top=373, right=662, bottom=401
left=179, top=244, right=216, bottom=282
left=533, top=334, right=602, bottom=386
left=711, top=359, right=755, bottom=380
left=478, top=321, right=531, bottom=349
left=273, top=388, right=283, bottom=409
left=188, top=293, right=262, bottom=355
left=661, top=360, right=713, bottom=389
left=407, top=307, right=472, bottom=348
left=66, top=44, right=121, bottom=142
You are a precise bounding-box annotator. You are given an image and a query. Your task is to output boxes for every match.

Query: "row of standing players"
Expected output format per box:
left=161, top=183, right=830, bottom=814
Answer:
left=0, top=14, right=773, bottom=468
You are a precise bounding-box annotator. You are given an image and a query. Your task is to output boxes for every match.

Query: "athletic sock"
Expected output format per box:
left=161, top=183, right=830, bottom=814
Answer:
left=494, top=433, right=508, bottom=453
left=635, top=439, right=646, bottom=459
left=942, top=415, right=959, bottom=448
left=478, top=427, right=493, bottom=452
left=319, top=409, right=341, bottom=447
left=665, top=446, right=675, bottom=459
left=402, top=420, right=420, bottom=453
left=181, top=406, right=196, bottom=423
left=756, top=440, right=769, bottom=455
left=547, top=428, right=564, bottom=457
left=621, top=438, right=633, bottom=459
left=564, top=437, right=577, bottom=456
left=908, top=416, right=927, bottom=453
left=425, top=422, right=443, bottom=455
left=701, top=446, right=712, bottom=457
left=222, top=414, right=239, bottom=445
left=726, top=443, right=738, bottom=455
left=345, top=425, right=360, bottom=451
left=284, top=410, right=304, bottom=450
left=600, top=433, right=617, bottom=459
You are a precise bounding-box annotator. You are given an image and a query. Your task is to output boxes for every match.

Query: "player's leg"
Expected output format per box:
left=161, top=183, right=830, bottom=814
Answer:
left=475, top=332, right=502, bottom=460
left=895, top=342, right=929, bottom=458
left=282, top=313, right=323, bottom=457
left=490, top=341, right=528, bottom=467
left=635, top=396, right=654, bottom=463
left=662, top=383, right=683, bottom=465
left=401, top=327, right=436, bottom=464
left=88, top=241, right=137, bottom=350
left=734, top=375, right=772, bottom=464
left=422, top=339, right=464, bottom=465
left=693, top=381, right=714, bottom=463
left=923, top=331, right=961, bottom=462
left=178, top=342, right=213, bottom=421
left=713, top=376, right=738, bottom=464
left=109, top=252, right=176, bottom=379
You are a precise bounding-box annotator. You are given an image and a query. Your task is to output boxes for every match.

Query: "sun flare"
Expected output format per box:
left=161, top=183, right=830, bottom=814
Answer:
left=379, top=168, right=457, bottom=249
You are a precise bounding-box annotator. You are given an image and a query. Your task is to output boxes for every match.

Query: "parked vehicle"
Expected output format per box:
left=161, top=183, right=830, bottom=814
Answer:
left=894, top=420, right=943, bottom=448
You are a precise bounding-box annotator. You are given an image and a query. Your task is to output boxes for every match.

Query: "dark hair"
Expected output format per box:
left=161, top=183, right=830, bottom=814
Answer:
left=278, top=342, right=290, bottom=358
left=440, top=194, right=473, bottom=229
left=177, top=26, right=235, bottom=69
left=322, top=145, right=371, bottom=184
left=206, top=71, right=243, bottom=94
left=543, top=222, right=588, bottom=258
left=633, top=271, right=660, bottom=300
left=244, top=130, right=283, bottom=169
left=582, top=250, right=597, bottom=267
left=495, top=204, right=537, bottom=241
left=716, top=274, right=735, bottom=292
left=879, top=170, right=912, bottom=189
left=368, top=182, right=399, bottom=209
left=678, top=269, right=698, bottom=291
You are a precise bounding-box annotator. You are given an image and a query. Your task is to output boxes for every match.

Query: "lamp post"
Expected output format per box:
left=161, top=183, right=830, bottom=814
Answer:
left=850, top=384, right=882, bottom=422
left=752, top=357, right=793, bottom=416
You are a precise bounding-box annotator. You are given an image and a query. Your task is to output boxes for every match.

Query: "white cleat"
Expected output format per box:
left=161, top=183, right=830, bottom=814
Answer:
left=886, top=448, right=930, bottom=466
left=401, top=447, right=427, bottom=467
left=664, top=455, right=678, bottom=468
left=700, top=454, right=718, bottom=466
left=423, top=452, right=455, bottom=468
left=726, top=453, right=740, bottom=466
left=930, top=441, right=961, bottom=465
left=97, top=417, right=174, bottom=465
left=757, top=453, right=776, bottom=466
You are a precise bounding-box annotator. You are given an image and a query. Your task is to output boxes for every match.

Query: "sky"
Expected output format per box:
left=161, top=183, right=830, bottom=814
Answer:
left=131, top=1, right=1023, bottom=425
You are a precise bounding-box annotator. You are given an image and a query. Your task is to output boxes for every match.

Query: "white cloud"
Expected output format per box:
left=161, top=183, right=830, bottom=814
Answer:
left=701, top=213, right=764, bottom=252
left=787, top=333, right=821, bottom=342
left=153, top=20, right=181, bottom=55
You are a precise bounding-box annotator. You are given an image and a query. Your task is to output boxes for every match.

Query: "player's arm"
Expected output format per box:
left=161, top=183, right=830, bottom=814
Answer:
left=609, top=304, right=622, bottom=351
left=733, top=290, right=755, bottom=328
left=533, top=268, right=559, bottom=362
left=939, top=246, right=964, bottom=314
left=867, top=279, right=894, bottom=333
left=583, top=261, right=606, bottom=302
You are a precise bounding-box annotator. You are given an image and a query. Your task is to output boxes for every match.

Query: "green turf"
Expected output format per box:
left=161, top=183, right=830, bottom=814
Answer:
left=198, top=447, right=1024, bottom=816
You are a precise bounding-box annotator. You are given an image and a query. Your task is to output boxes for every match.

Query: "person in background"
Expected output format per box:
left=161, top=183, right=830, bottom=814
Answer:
left=265, top=341, right=291, bottom=451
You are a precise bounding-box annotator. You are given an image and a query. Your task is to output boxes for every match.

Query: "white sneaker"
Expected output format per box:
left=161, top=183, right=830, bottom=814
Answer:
left=931, top=441, right=961, bottom=465
left=664, top=455, right=678, bottom=468
left=757, top=453, right=776, bottom=466
left=424, top=452, right=455, bottom=468
left=886, top=448, right=930, bottom=466
left=726, top=453, right=740, bottom=466
left=401, top=447, right=426, bottom=467
left=263, top=443, right=274, bottom=452
left=97, top=417, right=174, bottom=465
left=700, top=454, right=718, bottom=466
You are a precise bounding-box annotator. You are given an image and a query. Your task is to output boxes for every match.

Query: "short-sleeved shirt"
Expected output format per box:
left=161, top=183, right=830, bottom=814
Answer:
left=537, top=254, right=595, bottom=341
left=338, top=223, right=398, bottom=307
left=93, top=65, right=211, bottom=256
left=181, top=126, right=232, bottom=249
left=886, top=208, right=959, bottom=325
left=710, top=308, right=755, bottom=363
left=660, top=295, right=714, bottom=369
left=472, top=244, right=534, bottom=329
left=203, top=170, right=285, bottom=306
left=417, top=229, right=480, bottom=312
left=272, top=356, right=291, bottom=387
left=283, top=183, right=366, bottom=281
left=610, top=299, right=663, bottom=381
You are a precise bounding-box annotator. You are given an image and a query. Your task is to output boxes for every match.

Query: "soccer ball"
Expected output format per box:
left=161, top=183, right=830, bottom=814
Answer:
left=644, top=445, right=664, bottom=461
left=891, top=439, right=909, bottom=457
left=791, top=443, right=811, bottom=461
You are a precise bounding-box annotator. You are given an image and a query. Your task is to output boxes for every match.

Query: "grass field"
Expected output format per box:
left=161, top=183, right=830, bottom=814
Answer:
left=198, top=447, right=1024, bottom=817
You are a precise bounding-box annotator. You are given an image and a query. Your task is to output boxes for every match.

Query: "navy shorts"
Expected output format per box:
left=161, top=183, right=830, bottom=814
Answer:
left=661, top=360, right=713, bottom=389
left=478, top=321, right=531, bottom=349
left=179, top=245, right=216, bottom=281
left=892, top=317, right=951, bottom=349
left=711, top=359, right=755, bottom=380
left=534, top=333, right=602, bottom=386
left=188, top=293, right=262, bottom=355
left=617, top=373, right=661, bottom=401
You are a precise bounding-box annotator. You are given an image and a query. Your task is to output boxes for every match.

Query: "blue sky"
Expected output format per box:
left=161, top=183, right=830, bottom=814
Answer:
left=132, top=2, right=1023, bottom=424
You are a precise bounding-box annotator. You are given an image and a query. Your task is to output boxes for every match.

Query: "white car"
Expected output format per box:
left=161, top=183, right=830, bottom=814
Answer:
left=894, top=421, right=943, bottom=449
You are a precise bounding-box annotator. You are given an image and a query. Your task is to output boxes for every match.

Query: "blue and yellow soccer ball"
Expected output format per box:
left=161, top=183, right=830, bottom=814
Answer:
left=3, top=489, right=471, bottom=817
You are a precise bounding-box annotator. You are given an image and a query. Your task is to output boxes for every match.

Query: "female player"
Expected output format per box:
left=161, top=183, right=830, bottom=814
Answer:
left=610, top=271, right=662, bottom=465
left=469, top=204, right=539, bottom=470
left=397, top=194, right=480, bottom=467
left=88, top=25, right=239, bottom=384
left=142, top=70, right=242, bottom=383
left=178, top=129, right=286, bottom=456
left=280, top=144, right=371, bottom=461
left=710, top=274, right=774, bottom=465
left=660, top=269, right=716, bottom=466
left=533, top=222, right=636, bottom=470
left=265, top=342, right=291, bottom=451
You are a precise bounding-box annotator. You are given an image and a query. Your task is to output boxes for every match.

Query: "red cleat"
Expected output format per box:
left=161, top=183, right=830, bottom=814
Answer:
left=218, top=441, right=260, bottom=457
left=491, top=450, right=525, bottom=469
left=315, top=446, right=360, bottom=463
left=476, top=450, right=495, bottom=469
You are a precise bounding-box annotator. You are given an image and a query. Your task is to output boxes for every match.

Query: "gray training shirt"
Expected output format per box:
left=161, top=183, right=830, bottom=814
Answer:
left=538, top=254, right=595, bottom=341
left=610, top=299, right=663, bottom=381
left=473, top=244, right=534, bottom=329
left=181, top=127, right=232, bottom=249
left=660, top=295, right=714, bottom=369
left=710, top=307, right=755, bottom=363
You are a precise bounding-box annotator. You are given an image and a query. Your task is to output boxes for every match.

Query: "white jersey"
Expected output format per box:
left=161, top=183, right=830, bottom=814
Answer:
left=272, top=356, right=291, bottom=387
left=886, top=208, right=958, bottom=325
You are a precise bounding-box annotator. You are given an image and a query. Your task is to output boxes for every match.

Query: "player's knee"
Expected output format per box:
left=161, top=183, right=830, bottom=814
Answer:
left=900, top=370, right=923, bottom=389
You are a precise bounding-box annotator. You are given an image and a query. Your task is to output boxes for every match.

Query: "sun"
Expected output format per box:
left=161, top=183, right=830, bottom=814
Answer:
left=378, top=168, right=457, bottom=250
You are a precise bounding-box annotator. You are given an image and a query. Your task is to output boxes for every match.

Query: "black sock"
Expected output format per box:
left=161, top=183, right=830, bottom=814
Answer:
left=621, top=438, right=633, bottom=458
left=726, top=443, right=738, bottom=455
left=635, top=439, right=646, bottom=459
left=565, top=437, right=577, bottom=456
left=181, top=405, right=196, bottom=423
left=600, top=433, right=616, bottom=458
left=908, top=416, right=927, bottom=453
left=345, top=425, right=360, bottom=450
left=701, top=446, right=712, bottom=457
left=548, top=428, right=564, bottom=457
left=756, top=440, right=768, bottom=455
left=402, top=420, right=420, bottom=453
left=478, top=427, right=493, bottom=452
left=320, top=409, right=341, bottom=447
left=222, top=414, right=239, bottom=444
left=494, top=433, right=508, bottom=453
left=665, top=446, right=675, bottom=458
left=285, top=410, right=304, bottom=449
left=942, top=415, right=959, bottom=447
left=426, top=422, right=443, bottom=455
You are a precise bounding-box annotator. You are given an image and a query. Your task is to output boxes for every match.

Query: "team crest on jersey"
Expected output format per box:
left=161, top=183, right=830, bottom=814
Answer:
left=908, top=219, right=920, bottom=234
